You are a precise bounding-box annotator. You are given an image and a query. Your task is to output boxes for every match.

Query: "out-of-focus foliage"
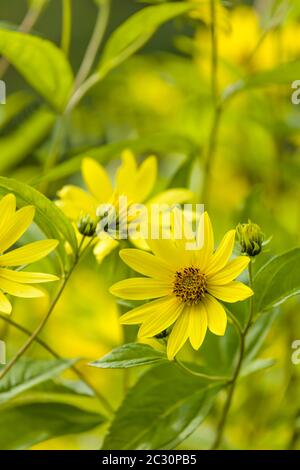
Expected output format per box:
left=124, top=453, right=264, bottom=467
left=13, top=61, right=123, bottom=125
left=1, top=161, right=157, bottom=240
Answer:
left=0, top=0, right=299, bottom=451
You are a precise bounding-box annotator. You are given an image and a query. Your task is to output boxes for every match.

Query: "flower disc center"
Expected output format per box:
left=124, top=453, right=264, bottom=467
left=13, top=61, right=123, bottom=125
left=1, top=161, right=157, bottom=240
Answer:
left=173, top=267, right=207, bottom=305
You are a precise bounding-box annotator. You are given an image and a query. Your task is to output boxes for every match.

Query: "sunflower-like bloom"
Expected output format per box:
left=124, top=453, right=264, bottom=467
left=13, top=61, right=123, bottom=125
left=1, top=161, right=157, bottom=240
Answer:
left=0, top=194, right=59, bottom=314
left=56, top=150, right=193, bottom=262
left=110, top=211, right=253, bottom=360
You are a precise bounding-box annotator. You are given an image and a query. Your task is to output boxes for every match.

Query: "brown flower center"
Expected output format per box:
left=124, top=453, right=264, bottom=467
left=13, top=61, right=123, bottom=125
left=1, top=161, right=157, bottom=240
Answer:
left=173, top=266, right=207, bottom=305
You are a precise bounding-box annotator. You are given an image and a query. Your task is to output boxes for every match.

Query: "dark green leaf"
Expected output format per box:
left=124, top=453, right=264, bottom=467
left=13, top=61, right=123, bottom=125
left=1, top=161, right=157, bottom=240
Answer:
left=102, top=363, right=222, bottom=450
left=0, top=402, right=104, bottom=449
left=0, top=358, right=76, bottom=404
left=90, top=343, right=167, bottom=369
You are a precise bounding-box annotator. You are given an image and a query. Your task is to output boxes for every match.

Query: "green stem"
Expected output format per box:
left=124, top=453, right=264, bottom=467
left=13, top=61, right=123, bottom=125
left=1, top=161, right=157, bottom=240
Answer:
left=0, top=313, right=114, bottom=415
left=0, top=237, right=93, bottom=381
left=201, top=0, right=222, bottom=204
left=211, top=262, right=254, bottom=449
left=61, top=0, right=72, bottom=57
left=175, top=358, right=230, bottom=383
left=74, top=0, right=111, bottom=90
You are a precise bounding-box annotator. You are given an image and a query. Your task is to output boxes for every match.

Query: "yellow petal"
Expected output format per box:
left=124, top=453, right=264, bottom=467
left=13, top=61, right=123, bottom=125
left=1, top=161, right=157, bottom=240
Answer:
left=208, top=256, right=250, bottom=285
left=93, top=236, right=118, bottom=263
left=207, top=281, right=253, bottom=303
left=188, top=303, right=207, bottom=350
left=0, top=206, right=35, bottom=253
left=135, top=155, right=157, bottom=202
left=82, top=158, right=113, bottom=203
left=116, top=150, right=137, bottom=199
left=0, top=240, right=58, bottom=267
left=146, top=238, right=183, bottom=269
left=110, top=277, right=172, bottom=300
left=0, top=268, right=59, bottom=284
left=206, top=230, right=236, bottom=275
left=196, top=212, right=214, bottom=270
left=0, top=290, right=12, bottom=314
left=0, top=194, right=16, bottom=235
left=147, top=188, right=193, bottom=206
left=120, top=249, right=174, bottom=281
left=0, top=277, right=44, bottom=298
left=120, top=296, right=172, bottom=324
left=167, top=308, right=190, bottom=360
left=203, top=294, right=227, bottom=336
left=138, top=297, right=183, bottom=338
left=57, top=185, right=97, bottom=220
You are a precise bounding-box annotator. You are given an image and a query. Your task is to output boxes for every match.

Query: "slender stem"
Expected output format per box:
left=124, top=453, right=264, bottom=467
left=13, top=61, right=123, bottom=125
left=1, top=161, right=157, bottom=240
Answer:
left=61, top=0, right=72, bottom=57
left=0, top=313, right=114, bottom=415
left=201, top=0, right=222, bottom=204
left=65, top=72, right=102, bottom=113
left=211, top=262, right=254, bottom=449
left=0, top=2, right=46, bottom=78
left=74, top=0, right=111, bottom=90
left=175, top=358, right=230, bottom=383
left=0, top=237, right=95, bottom=381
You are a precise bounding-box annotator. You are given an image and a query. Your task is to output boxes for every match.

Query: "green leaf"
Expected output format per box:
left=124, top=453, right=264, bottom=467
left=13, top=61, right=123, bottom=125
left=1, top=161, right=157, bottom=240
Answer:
left=99, top=3, right=194, bottom=76
left=0, top=358, right=76, bottom=404
left=102, top=363, right=222, bottom=450
left=0, top=176, right=78, bottom=258
left=241, top=358, right=276, bottom=378
left=224, top=60, right=300, bottom=101
left=253, top=248, right=300, bottom=314
left=90, top=343, right=167, bottom=369
left=245, top=308, right=279, bottom=361
left=0, top=106, right=55, bottom=173
left=0, top=402, right=104, bottom=449
left=0, top=29, right=73, bottom=111
left=32, top=133, right=196, bottom=185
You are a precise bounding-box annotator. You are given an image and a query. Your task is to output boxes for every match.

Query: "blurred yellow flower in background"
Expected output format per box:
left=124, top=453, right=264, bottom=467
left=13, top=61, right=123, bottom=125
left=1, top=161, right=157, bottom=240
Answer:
left=57, top=150, right=193, bottom=263
left=0, top=194, right=58, bottom=314
left=110, top=210, right=253, bottom=360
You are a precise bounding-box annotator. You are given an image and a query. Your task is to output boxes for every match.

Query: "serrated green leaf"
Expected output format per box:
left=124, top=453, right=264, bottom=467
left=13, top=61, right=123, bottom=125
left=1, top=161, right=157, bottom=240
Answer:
left=0, top=358, right=77, bottom=404
left=0, top=176, right=78, bottom=258
left=90, top=343, right=167, bottom=369
left=0, top=402, right=104, bottom=449
left=0, top=30, right=73, bottom=111
left=99, top=3, right=194, bottom=77
left=253, top=248, right=300, bottom=314
left=102, top=363, right=222, bottom=450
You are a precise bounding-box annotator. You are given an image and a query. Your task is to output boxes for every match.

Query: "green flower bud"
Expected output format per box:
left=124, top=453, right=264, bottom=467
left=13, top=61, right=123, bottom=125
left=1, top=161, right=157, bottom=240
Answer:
left=77, top=214, right=98, bottom=237
left=236, top=220, right=265, bottom=257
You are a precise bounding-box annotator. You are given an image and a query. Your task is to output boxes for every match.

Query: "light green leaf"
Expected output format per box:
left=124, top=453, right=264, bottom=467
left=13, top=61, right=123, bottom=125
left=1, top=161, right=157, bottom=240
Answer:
left=245, top=309, right=279, bottom=361
left=99, top=3, right=194, bottom=77
left=102, top=363, right=222, bottom=450
left=0, top=106, right=55, bottom=173
left=0, top=176, right=78, bottom=258
left=0, top=358, right=76, bottom=404
left=253, top=248, right=300, bottom=314
left=90, top=343, right=167, bottom=369
left=0, top=402, right=104, bottom=449
left=0, top=29, right=73, bottom=111
left=223, top=60, right=300, bottom=101
left=241, top=358, right=276, bottom=378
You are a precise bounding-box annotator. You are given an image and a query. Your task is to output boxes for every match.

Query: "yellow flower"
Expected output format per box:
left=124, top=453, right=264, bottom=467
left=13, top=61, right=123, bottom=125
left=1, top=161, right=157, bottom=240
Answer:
left=110, top=211, right=253, bottom=360
left=56, top=150, right=193, bottom=263
left=0, top=194, right=59, bottom=314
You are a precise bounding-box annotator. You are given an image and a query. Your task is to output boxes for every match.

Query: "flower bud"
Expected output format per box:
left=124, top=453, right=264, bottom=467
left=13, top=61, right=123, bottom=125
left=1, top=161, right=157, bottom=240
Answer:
left=236, top=220, right=264, bottom=257
left=77, top=214, right=98, bottom=237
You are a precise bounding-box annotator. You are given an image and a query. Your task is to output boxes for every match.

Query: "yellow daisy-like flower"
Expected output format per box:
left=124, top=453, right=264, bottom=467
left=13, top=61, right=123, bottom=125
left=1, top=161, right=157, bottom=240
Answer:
left=0, top=194, right=59, bottom=314
left=110, top=211, right=253, bottom=360
left=56, top=150, right=193, bottom=262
